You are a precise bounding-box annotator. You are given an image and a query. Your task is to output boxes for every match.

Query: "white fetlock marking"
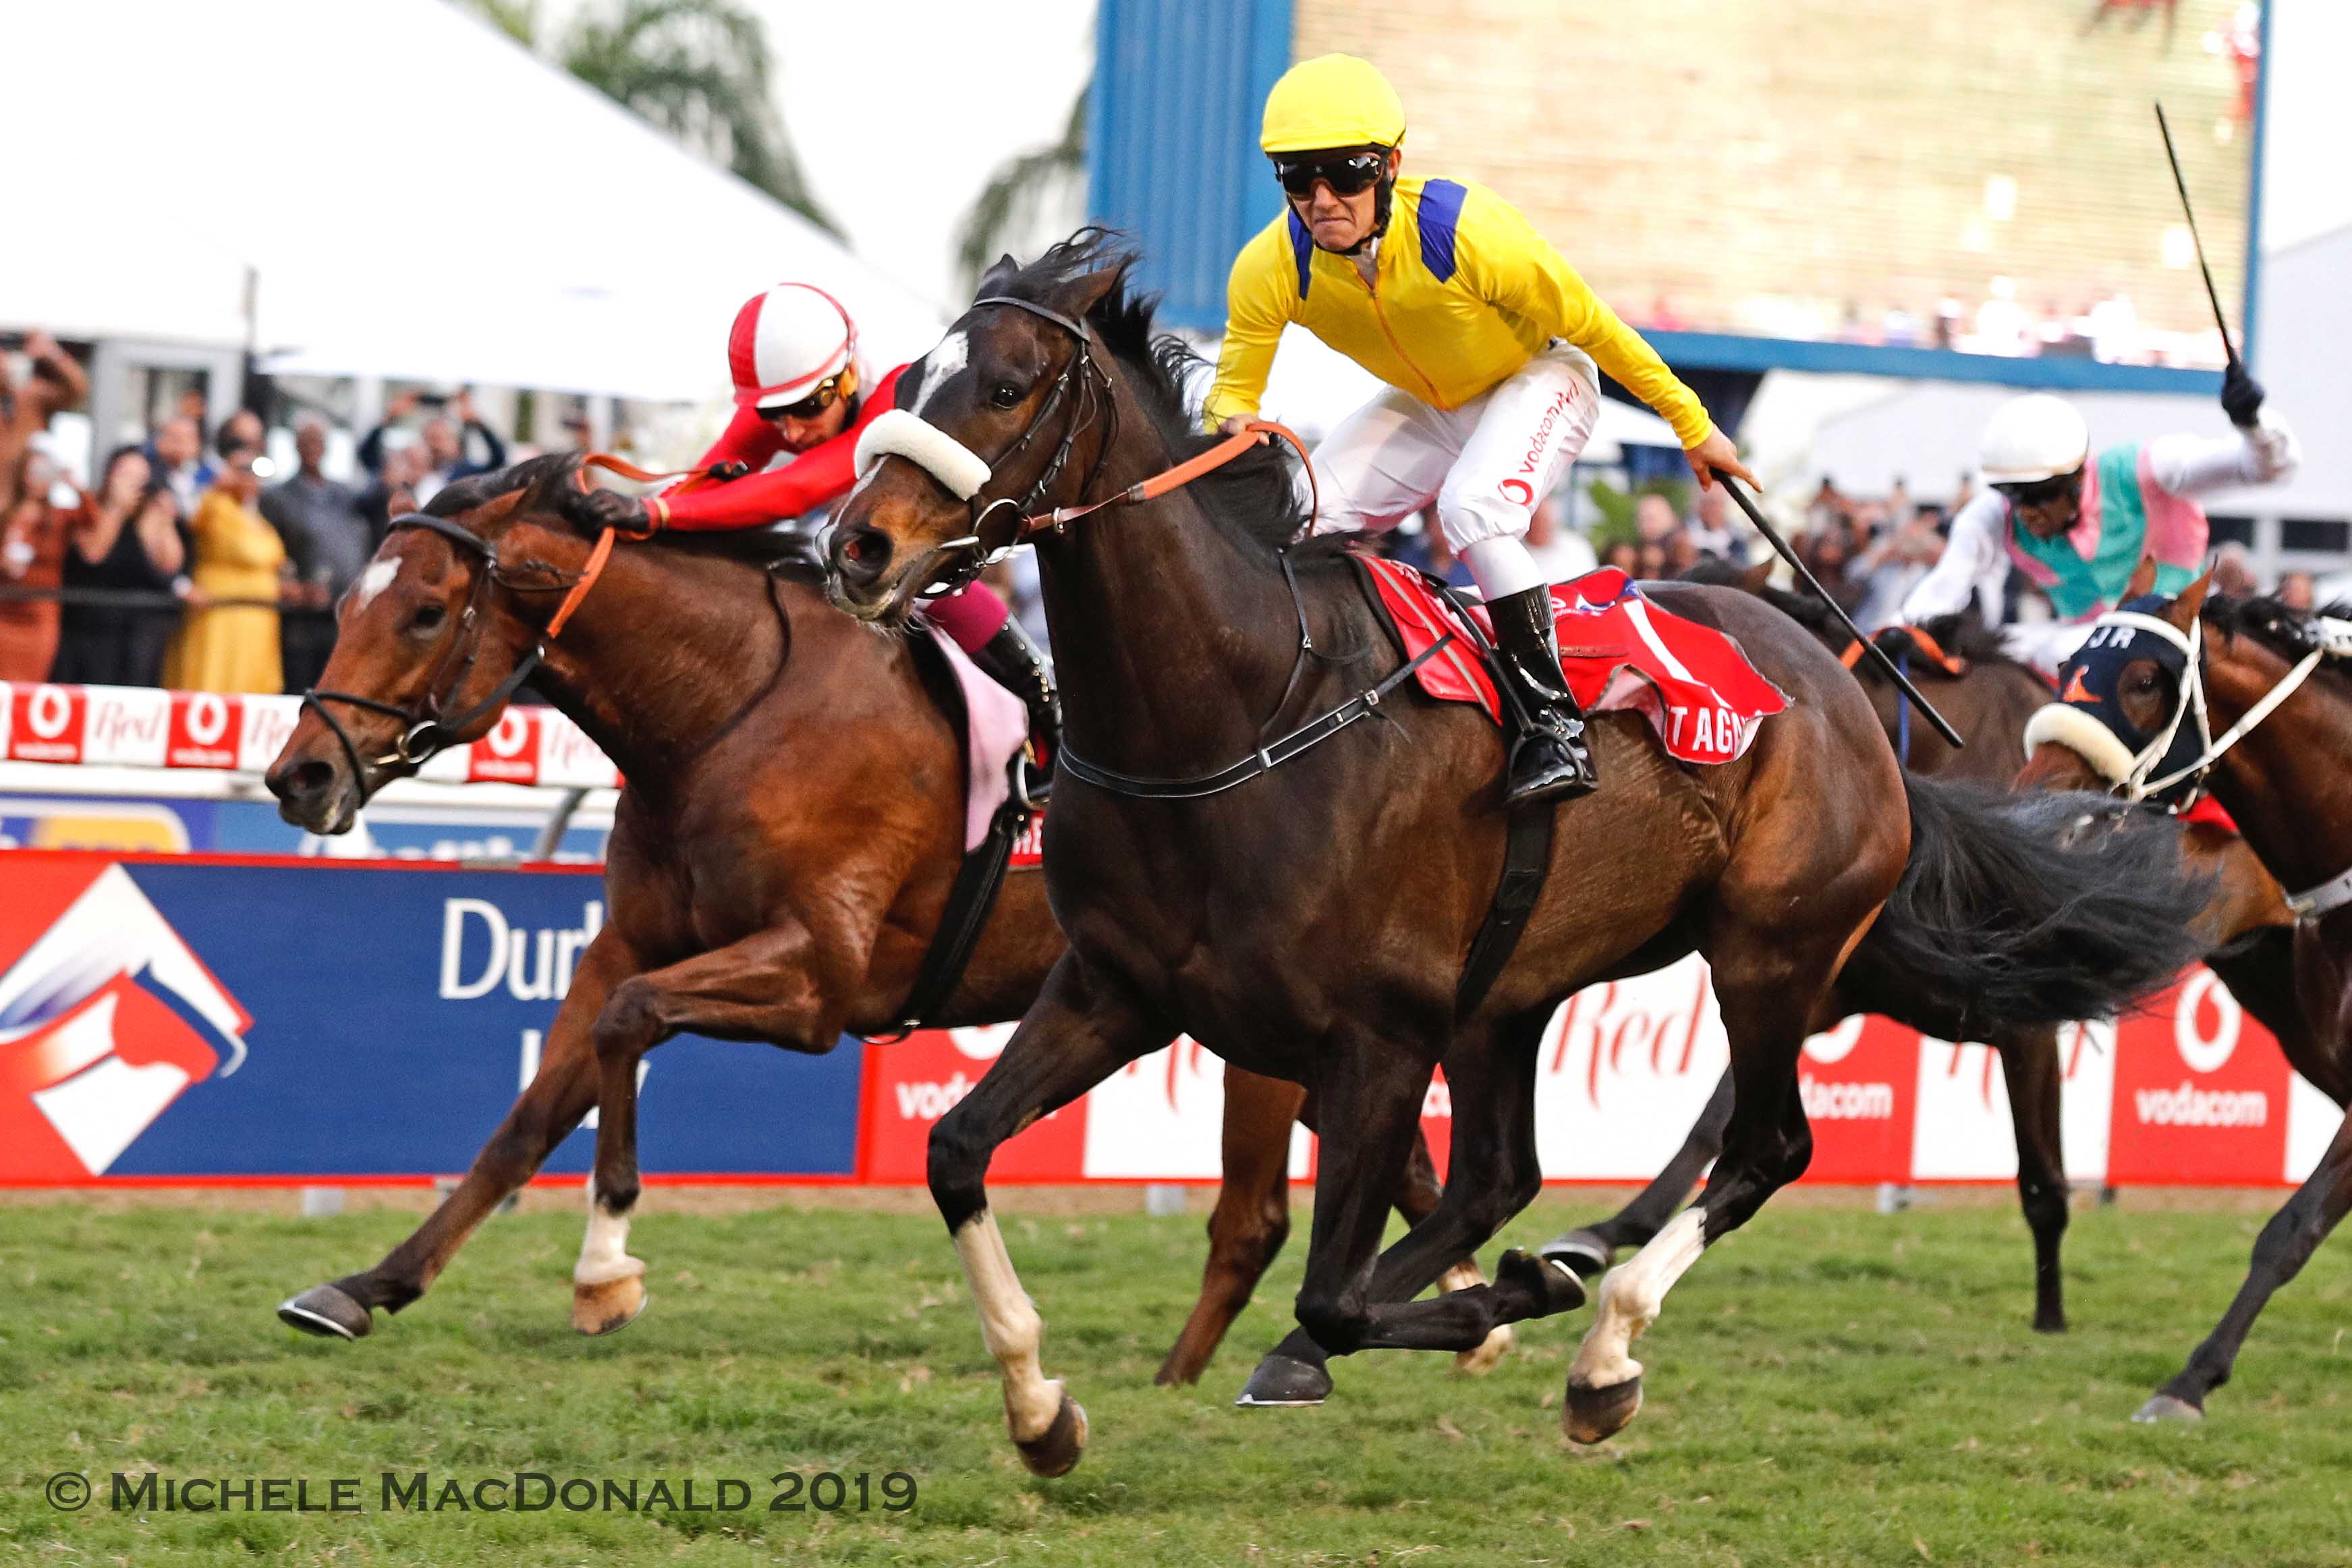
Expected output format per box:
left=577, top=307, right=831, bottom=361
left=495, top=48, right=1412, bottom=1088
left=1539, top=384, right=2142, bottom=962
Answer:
left=1436, top=1262, right=1485, bottom=1294
left=952, top=1210, right=1061, bottom=1443
left=1569, top=1208, right=1708, bottom=1389
left=574, top=1180, right=644, bottom=1287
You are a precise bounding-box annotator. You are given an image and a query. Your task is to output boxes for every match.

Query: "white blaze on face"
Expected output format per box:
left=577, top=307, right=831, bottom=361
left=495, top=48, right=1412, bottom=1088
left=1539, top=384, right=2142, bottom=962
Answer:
left=914, top=331, right=970, bottom=414
left=352, top=557, right=400, bottom=615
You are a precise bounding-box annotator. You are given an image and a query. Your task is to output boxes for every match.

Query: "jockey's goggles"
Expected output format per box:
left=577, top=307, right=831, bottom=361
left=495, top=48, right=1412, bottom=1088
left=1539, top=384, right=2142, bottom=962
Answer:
left=759, top=368, right=855, bottom=422
left=1274, top=150, right=1386, bottom=200
left=1992, top=470, right=2081, bottom=507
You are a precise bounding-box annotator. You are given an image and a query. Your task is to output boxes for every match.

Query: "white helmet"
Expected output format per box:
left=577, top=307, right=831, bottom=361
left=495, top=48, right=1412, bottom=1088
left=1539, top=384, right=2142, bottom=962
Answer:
left=726, top=282, right=858, bottom=410
left=1978, top=393, right=2089, bottom=486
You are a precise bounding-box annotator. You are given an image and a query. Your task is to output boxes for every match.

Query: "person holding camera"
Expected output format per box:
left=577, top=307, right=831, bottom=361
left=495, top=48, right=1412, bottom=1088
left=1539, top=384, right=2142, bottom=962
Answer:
left=0, top=331, right=89, bottom=517
left=357, top=388, right=506, bottom=505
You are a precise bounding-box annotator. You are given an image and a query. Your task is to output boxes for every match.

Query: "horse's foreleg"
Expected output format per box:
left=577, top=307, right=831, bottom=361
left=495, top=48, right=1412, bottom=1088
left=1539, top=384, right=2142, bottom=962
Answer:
left=930, top=953, right=1167, bottom=1477
left=1997, top=1026, right=2069, bottom=1333
left=1156, top=1065, right=1303, bottom=1387
left=579, top=920, right=844, bottom=1335
left=1538, top=1066, right=1733, bottom=1280
left=277, top=929, right=636, bottom=1341
left=2137, top=1104, right=2352, bottom=1422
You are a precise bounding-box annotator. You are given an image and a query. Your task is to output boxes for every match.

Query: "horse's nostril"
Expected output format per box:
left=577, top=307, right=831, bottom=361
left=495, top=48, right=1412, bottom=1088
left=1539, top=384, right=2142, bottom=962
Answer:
left=835, top=527, right=893, bottom=584
left=277, top=758, right=334, bottom=802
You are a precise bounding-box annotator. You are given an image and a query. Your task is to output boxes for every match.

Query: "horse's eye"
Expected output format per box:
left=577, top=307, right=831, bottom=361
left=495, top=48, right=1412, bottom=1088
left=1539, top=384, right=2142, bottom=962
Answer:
left=411, top=603, right=447, bottom=633
left=990, top=383, right=1023, bottom=410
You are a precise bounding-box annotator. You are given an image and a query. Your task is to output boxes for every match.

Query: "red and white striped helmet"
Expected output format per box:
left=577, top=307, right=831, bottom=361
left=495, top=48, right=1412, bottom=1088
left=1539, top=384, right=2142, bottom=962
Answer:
left=726, top=282, right=857, bottom=409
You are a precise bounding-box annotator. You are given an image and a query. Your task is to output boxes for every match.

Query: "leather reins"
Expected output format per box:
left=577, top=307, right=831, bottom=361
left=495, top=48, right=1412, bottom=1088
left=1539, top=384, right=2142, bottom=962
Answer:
left=301, top=453, right=696, bottom=788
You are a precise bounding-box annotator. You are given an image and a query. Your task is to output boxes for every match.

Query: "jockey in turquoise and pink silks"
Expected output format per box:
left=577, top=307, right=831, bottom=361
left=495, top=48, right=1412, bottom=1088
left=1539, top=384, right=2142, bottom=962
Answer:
left=598, top=282, right=1059, bottom=768
left=1901, top=365, right=2300, bottom=675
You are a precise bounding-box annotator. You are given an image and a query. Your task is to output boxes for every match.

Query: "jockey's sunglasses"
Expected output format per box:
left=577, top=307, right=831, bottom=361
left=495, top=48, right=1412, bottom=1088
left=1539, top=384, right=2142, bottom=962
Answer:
left=760, top=370, right=852, bottom=422
left=1273, top=152, right=1385, bottom=200
left=1993, top=472, right=2080, bottom=508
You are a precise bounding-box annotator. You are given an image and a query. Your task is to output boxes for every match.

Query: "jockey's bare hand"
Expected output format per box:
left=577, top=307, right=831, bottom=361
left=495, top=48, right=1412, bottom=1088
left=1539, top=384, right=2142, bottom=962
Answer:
left=1218, top=414, right=1271, bottom=446
left=1684, top=429, right=1756, bottom=492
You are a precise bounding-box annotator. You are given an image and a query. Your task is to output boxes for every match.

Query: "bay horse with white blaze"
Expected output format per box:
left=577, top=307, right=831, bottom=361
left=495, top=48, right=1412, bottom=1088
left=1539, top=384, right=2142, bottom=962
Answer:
left=2015, top=578, right=2352, bottom=1421
left=260, top=453, right=1488, bottom=1360
left=822, top=235, right=2208, bottom=1474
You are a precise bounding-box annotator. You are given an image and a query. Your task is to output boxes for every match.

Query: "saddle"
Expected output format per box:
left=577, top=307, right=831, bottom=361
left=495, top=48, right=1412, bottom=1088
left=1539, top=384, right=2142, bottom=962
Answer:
left=1353, top=558, right=1788, bottom=766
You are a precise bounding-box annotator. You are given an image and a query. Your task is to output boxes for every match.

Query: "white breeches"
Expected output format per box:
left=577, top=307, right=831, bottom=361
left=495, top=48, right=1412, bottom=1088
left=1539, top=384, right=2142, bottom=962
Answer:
left=1308, top=342, right=1601, bottom=554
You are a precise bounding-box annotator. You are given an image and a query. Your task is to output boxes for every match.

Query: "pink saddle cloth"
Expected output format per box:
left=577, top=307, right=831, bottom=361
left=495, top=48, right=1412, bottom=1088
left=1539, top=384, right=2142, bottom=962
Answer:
left=928, top=627, right=1030, bottom=852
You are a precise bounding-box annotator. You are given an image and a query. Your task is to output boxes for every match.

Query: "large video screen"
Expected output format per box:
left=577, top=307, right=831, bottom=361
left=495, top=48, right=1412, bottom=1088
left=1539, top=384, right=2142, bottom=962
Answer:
left=1297, top=0, right=2260, bottom=370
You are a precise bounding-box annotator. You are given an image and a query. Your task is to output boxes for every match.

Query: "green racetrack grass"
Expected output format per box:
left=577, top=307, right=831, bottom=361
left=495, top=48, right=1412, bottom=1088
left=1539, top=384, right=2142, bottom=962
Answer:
left=3, top=1192, right=2348, bottom=1566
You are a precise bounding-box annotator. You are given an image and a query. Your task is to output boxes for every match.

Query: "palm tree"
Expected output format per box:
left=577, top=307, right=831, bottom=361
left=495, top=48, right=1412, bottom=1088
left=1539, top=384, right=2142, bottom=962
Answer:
left=458, top=0, right=837, bottom=235
left=955, top=83, right=1088, bottom=293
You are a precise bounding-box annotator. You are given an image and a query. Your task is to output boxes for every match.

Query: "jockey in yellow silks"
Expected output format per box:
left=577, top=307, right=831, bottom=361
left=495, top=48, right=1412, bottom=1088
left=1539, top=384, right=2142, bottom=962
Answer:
left=1205, top=54, right=1754, bottom=805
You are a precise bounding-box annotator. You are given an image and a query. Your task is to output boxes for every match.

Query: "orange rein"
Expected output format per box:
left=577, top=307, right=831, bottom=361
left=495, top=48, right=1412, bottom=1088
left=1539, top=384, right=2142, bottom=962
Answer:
left=1019, top=420, right=1319, bottom=537
left=1842, top=623, right=1965, bottom=677
left=544, top=452, right=711, bottom=638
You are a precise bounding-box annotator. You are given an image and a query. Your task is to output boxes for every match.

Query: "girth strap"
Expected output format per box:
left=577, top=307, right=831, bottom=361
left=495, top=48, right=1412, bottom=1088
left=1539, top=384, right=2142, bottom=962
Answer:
left=863, top=797, right=1032, bottom=1042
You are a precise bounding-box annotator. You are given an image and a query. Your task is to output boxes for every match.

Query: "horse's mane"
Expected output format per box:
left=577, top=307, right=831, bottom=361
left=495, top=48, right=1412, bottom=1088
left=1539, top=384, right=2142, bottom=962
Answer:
left=988, top=231, right=1319, bottom=558
left=426, top=451, right=821, bottom=574
left=2202, top=592, right=2352, bottom=684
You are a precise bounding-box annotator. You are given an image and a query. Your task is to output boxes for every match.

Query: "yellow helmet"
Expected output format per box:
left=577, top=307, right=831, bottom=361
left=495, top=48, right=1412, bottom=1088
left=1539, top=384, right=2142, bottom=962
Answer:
left=1260, top=54, right=1405, bottom=155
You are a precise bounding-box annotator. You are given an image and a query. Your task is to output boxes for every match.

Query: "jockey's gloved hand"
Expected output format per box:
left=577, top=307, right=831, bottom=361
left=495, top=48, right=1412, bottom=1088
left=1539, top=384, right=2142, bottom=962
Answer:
left=2220, top=360, right=2266, bottom=428
left=578, top=486, right=652, bottom=532
left=707, top=461, right=751, bottom=482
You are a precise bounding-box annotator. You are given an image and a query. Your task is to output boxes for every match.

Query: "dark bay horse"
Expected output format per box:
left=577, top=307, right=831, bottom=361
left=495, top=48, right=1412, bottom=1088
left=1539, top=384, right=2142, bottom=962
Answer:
left=821, top=236, right=2207, bottom=1472
left=1541, top=563, right=2307, bottom=1334
left=260, top=453, right=1488, bottom=1362
left=2015, top=580, right=2352, bottom=1421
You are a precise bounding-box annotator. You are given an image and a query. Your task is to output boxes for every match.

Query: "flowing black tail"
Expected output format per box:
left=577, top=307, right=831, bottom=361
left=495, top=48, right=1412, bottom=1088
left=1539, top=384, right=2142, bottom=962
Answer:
left=1849, top=776, right=2211, bottom=1036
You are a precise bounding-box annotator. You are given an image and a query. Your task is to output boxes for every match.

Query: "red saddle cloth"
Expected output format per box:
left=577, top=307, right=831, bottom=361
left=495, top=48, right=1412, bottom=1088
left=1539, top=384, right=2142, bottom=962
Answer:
left=1357, top=558, right=1789, bottom=766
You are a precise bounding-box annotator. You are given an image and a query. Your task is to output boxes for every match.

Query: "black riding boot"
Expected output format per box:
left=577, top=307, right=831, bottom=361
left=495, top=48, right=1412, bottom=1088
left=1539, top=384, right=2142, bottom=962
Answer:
left=970, top=619, right=1060, bottom=802
left=1486, top=585, right=1599, bottom=806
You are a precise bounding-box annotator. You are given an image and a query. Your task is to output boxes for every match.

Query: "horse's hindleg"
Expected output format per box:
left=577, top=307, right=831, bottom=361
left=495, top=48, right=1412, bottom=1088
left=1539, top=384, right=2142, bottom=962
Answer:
left=931, top=954, right=1168, bottom=1476
left=2137, top=1105, right=2352, bottom=1421
left=277, top=929, right=635, bottom=1340
left=579, top=920, right=844, bottom=1335
left=1997, top=1026, right=2069, bottom=1333
left=1156, top=1065, right=1304, bottom=1386
left=1566, top=954, right=1830, bottom=1444
left=1539, top=1067, right=1733, bottom=1280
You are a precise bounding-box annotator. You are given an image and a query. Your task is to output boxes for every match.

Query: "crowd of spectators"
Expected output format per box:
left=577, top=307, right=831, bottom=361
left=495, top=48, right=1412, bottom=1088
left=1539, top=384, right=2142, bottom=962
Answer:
left=0, top=333, right=513, bottom=696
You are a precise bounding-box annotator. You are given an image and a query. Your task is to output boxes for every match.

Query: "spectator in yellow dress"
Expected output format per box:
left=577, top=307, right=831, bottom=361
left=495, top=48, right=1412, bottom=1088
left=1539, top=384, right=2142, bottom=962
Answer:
left=165, top=445, right=284, bottom=693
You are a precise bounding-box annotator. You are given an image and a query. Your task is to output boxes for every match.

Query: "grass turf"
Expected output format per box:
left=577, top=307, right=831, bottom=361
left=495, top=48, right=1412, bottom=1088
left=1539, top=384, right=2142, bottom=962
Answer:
left=2, top=1192, right=2348, bottom=1566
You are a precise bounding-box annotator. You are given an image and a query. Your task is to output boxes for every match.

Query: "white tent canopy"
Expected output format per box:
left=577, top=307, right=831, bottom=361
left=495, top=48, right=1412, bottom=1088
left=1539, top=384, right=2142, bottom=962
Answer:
left=3, top=0, right=945, bottom=401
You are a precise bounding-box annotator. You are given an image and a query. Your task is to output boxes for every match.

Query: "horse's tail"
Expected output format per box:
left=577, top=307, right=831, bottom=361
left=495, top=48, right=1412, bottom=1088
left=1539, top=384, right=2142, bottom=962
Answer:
left=1850, top=776, right=2210, bottom=1034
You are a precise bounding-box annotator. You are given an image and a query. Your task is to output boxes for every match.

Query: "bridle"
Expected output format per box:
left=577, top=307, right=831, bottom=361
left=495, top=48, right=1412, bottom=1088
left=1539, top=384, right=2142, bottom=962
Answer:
left=860, top=295, right=1121, bottom=600
left=2023, top=601, right=2352, bottom=917
left=301, top=455, right=677, bottom=791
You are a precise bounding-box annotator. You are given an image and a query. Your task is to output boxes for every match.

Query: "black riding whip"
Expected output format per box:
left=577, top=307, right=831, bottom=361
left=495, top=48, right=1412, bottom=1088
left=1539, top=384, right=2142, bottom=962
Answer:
left=2154, top=101, right=2241, bottom=368
left=1712, top=474, right=1967, bottom=750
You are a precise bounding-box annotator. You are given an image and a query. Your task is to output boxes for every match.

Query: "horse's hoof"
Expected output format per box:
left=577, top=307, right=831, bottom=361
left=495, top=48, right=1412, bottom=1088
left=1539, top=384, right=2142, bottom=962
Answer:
left=1234, top=1351, right=1333, bottom=1407
left=1455, top=1322, right=1515, bottom=1376
left=571, top=1272, right=648, bottom=1337
left=2132, top=1393, right=2204, bottom=1424
left=278, top=1283, right=373, bottom=1341
left=1499, top=1248, right=1588, bottom=1316
left=1564, top=1375, right=1643, bottom=1445
left=1538, top=1230, right=1613, bottom=1282
left=1014, top=1391, right=1088, bottom=1477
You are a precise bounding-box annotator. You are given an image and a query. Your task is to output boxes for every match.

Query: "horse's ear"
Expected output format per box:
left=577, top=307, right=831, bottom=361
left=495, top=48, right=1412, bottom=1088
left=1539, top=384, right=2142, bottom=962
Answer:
left=1053, top=256, right=1133, bottom=323
left=2124, top=554, right=2159, bottom=601
left=2163, top=569, right=2214, bottom=632
left=1741, top=559, right=1774, bottom=596
left=978, top=253, right=1020, bottom=296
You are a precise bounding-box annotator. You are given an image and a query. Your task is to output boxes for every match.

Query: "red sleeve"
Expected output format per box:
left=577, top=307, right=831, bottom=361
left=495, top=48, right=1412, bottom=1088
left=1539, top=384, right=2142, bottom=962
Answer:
left=653, top=366, right=907, bottom=531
